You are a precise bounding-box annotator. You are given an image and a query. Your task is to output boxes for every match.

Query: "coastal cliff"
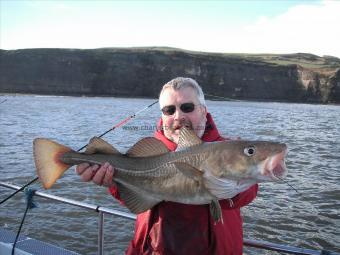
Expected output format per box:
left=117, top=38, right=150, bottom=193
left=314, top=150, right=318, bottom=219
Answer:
left=1, top=47, right=339, bottom=103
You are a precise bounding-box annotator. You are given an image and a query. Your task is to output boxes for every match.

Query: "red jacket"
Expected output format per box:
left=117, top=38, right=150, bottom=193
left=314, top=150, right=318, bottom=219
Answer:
left=109, top=113, right=258, bottom=255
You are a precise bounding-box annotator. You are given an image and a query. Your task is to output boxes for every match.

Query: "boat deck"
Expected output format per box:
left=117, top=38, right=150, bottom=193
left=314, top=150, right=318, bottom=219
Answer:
left=0, top=227, right=80, bottom=255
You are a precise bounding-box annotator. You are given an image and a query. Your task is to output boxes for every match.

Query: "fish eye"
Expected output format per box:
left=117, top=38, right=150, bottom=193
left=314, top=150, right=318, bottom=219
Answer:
left=244, top=146, right=256, bottom=156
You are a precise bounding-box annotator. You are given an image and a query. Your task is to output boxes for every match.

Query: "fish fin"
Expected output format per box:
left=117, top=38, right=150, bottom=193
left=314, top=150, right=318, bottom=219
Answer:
left=173, top=162, right=203, bottom=181
left=117, top=183, right=161, bottom=213
left=210, top=199, right=224, bottom=224
left=33, top=138, right=73, bottom=189
left=126, top=137, right=169, bottom=157
left=85, top=137, right=121, bottom=155
left=177, top=127, right=203, bottom=151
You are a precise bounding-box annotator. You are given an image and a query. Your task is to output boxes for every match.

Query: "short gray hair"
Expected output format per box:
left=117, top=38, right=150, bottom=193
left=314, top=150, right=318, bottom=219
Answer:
left=159, top=77, right=206, bottom=106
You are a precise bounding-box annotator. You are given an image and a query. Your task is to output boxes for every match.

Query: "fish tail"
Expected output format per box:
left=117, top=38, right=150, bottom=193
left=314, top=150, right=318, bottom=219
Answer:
left=33, top=138, right=73, bottom=189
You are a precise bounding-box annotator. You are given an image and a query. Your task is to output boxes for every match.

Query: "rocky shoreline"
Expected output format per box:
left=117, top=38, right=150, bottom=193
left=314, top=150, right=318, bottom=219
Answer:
left=1, top=47, right=339, bottom=104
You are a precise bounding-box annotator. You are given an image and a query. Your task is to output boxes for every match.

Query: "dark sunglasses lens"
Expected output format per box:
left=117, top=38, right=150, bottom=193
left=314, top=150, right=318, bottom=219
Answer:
left=162, top=105, right=176, bottom=115
left=180, top=103, right=195, bottom=113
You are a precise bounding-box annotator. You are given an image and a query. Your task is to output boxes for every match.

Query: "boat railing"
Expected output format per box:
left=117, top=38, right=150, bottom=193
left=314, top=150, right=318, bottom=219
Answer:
left=1, top=181, right=339, bottom=255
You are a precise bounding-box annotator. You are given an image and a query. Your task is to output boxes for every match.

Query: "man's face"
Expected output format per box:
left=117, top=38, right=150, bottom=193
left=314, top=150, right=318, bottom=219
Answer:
left=160, top=87, right=207, bottom=144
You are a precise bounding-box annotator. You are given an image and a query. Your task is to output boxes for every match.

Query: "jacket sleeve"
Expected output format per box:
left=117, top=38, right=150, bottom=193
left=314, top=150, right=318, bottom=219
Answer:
left=220, top=184, right=258, bottom=210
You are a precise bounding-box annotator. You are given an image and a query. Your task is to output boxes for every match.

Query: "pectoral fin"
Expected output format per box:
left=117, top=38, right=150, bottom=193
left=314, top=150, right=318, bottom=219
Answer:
left=173, top=162, right=203, bottom=181
left=210, top=199, right=223, bottom=224
left=116, top=183, right=161, bottom=214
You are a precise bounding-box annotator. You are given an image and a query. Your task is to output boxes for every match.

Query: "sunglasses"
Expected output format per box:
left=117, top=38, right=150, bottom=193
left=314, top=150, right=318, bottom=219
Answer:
left=161, top=102, right=198, bottom=116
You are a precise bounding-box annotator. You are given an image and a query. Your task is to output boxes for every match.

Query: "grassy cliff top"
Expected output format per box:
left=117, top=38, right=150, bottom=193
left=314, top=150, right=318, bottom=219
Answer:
left=94, top=47, right=340, bottom=69
left=2, top=47, right=340, bottom=70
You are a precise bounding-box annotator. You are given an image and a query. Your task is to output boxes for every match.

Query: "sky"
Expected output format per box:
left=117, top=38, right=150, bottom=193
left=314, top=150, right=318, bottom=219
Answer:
left=1, top=0, right=340, bottom=58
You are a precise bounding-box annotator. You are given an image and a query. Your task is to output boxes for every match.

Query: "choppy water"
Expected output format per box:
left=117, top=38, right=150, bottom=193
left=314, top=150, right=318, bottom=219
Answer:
left=0, top=95, right=339, bottom=254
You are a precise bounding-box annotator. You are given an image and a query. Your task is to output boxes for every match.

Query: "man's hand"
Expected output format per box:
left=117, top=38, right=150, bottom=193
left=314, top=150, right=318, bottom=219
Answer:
left=75, top=162, right=115, bottom=187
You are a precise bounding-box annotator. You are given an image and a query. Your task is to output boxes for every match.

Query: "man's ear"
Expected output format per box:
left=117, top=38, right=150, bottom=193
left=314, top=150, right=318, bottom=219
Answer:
left=202, top=105, right=207, bottom=115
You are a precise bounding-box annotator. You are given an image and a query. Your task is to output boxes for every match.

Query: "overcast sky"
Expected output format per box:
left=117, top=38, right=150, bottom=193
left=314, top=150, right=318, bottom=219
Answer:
left=1, top=0, right=339, bottom=58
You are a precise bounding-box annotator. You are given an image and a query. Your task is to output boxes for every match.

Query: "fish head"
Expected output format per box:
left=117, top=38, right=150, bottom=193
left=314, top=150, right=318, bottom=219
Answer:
left=207, top=140, right=288, bottom=182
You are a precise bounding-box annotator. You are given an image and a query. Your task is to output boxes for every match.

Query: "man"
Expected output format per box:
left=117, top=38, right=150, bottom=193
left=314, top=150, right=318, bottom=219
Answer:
left=76, top=77, right=258, bottom=254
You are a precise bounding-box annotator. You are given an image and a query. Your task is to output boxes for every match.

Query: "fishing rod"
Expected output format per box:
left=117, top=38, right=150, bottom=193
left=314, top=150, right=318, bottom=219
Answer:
left=0, top=92, right=249, bottom=204
left=0, top=99, right=159, bottom=205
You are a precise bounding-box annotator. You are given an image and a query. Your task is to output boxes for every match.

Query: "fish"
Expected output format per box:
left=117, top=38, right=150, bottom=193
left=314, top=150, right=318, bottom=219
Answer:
left=33, top=127, right=288, bottom=222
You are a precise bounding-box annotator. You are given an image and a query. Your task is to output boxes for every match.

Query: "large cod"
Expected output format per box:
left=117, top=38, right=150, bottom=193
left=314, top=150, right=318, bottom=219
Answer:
left=33, top=128, right=287, bottom=222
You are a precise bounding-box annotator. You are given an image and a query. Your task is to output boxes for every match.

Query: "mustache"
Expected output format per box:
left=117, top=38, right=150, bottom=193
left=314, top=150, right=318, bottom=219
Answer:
left=160, top=121, right=193, bottom=131
left=172, top=120, right=193, bottom=130
left=161, top=121, right=207, bottom=133
left=163, top=122, right=206, bottom=132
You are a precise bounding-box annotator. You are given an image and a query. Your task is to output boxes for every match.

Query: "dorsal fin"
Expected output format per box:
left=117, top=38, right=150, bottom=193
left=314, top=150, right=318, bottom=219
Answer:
left=177, top=127, right=203, bottom=151
left=126, top=137, right=169, bottom=157
left=85, top=137, right=121, bottom=155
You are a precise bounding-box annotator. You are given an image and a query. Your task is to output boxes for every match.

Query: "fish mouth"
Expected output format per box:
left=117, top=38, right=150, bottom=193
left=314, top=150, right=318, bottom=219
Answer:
left=263, top=149, right=288, bottom=180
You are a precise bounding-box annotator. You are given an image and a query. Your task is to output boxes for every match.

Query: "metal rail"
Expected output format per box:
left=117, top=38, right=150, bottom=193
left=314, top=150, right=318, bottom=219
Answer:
left=1, top=181, right=339, bottom=255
